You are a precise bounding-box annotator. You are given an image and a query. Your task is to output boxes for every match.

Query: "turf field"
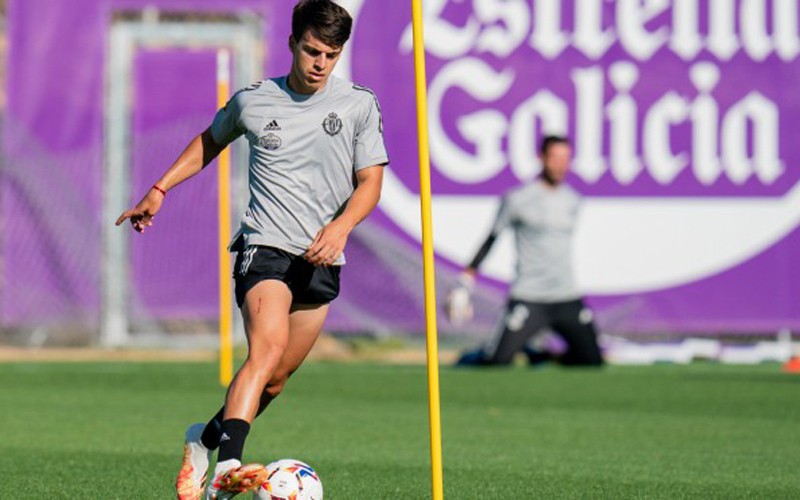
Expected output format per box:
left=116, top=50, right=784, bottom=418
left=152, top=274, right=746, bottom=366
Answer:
left=1, top=360, right=798, bottom=498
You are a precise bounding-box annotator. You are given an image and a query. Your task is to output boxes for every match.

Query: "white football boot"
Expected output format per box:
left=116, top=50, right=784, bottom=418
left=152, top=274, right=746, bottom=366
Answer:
left=205, top=460, right=268, bottom=500
left=176, top=423, right=213, bottom=500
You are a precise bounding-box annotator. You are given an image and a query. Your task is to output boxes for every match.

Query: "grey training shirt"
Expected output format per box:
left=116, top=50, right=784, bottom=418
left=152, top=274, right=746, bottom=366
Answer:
left=210, top=75, right=389, bottom=264
left=491, top=180, right=582, bottom=302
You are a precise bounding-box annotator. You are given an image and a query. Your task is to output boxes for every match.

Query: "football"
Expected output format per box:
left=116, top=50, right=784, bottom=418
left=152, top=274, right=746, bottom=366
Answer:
left=253, top=459, right=323, bottom=500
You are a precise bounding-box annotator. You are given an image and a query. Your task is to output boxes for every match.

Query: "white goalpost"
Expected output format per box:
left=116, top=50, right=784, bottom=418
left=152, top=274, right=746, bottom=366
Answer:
left=101, top=13, right=262, bottom=348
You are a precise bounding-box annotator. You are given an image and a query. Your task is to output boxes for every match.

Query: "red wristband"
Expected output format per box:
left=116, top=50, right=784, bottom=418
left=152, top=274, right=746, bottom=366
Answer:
left=151, top=184, right=167, bottom=196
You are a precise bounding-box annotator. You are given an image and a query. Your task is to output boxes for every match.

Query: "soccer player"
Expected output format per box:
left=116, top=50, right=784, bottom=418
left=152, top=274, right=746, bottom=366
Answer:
left=454, top=136, right=603, bottom=367
left=115, top=1, right=388, bottom=498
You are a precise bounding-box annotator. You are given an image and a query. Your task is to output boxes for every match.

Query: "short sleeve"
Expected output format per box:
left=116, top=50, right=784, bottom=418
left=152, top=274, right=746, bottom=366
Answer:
left=353, top=91, right=389, bottom=170
left=210, top=93, right=245, bottom=145
left=490, top=195, right=514, bottom=235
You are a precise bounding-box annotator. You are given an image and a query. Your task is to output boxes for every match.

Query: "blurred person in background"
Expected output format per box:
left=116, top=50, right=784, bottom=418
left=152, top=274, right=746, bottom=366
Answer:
left=450, top=135, right=603, bottom=368
left=116, top=1, right=388, bottom=498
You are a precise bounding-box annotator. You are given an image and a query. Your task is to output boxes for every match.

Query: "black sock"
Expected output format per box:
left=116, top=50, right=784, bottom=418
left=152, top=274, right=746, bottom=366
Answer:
left=217, top=418, right=251, bottom=463
left=200, top=407, right=225, bottom=450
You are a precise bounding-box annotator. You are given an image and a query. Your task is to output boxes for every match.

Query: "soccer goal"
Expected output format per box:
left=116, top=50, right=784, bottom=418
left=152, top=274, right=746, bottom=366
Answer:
left=101, top=11, right=262, bottom=347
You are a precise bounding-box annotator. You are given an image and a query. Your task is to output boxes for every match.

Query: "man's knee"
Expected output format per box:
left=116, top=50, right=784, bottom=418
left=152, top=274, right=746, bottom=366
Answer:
left=245, top=344, right=286, bottom=378
left=456, top=346, right=516, bottom=366
left=250, top=346, right=285, bottom=365
left=485, top=350, right=517, bottom=365
left=560, top=348, right=604, bottom=366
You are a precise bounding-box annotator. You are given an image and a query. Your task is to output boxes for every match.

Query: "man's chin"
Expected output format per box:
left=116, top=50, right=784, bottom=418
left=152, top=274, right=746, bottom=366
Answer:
left=541, top=173, right=562, bottom=185
left=306, top=76, right=327, bottom=87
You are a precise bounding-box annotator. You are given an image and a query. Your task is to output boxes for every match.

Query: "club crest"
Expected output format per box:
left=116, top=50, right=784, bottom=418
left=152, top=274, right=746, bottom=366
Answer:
left=258, top=133, right=281, bottom=151
left=322, top=112, right=342, bottom=136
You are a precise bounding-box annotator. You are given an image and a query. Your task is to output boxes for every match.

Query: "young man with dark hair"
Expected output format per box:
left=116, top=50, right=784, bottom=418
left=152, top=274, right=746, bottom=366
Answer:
left=116, top=1, right=388, bottom=498
left=453, top=136, right=604, bottom=367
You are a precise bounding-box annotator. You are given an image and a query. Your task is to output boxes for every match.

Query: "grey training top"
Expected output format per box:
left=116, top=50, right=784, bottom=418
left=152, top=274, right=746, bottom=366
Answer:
left=491, top=180, right=582, bottom=302
left=210, top=75, right=389, bottom=264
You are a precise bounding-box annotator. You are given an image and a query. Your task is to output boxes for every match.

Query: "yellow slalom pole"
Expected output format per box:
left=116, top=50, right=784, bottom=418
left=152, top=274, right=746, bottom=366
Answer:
left=411, top=2, right=444, bottom=499
left=217, top=48, right=234, bottom=387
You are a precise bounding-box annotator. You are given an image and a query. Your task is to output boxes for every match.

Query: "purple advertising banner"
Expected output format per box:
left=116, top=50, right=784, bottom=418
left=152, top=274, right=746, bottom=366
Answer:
left=3, top=0, right=800, bottom=336
left=340, top=0, right=800, bottom=333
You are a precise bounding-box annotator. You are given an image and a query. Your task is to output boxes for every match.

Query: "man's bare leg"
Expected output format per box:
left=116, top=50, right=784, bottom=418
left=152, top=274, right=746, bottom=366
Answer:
left=224, top=280, right=293, bottom=422
left=257, top=303, right=329, bottom=415
left=206, top=280, right=292, bottom=499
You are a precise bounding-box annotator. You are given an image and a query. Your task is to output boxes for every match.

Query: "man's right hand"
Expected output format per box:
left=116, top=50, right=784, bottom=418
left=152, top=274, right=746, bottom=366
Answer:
left=115, top=188, right=165, bottom=233
left=445, top=271, right=475, bottom=326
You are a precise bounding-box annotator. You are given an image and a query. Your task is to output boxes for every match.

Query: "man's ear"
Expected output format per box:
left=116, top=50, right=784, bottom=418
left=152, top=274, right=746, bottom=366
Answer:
left=288, top=35, right=296, bottom=52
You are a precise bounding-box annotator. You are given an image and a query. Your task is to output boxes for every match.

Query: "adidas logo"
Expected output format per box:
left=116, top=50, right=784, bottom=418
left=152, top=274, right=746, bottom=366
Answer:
left=264, top=119, right=281, bottom=131
left=220, top=433, right=231, bottom=442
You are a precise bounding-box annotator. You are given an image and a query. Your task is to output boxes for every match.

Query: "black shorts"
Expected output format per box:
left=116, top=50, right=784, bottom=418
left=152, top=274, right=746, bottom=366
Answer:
left=232, top=245, right=341, bottom=308
left=484, top=298, right=603, bottom=366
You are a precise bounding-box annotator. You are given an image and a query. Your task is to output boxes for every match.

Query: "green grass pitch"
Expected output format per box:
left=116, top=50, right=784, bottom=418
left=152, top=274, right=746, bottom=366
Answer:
left=1, top=360, right=798, bottom=498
